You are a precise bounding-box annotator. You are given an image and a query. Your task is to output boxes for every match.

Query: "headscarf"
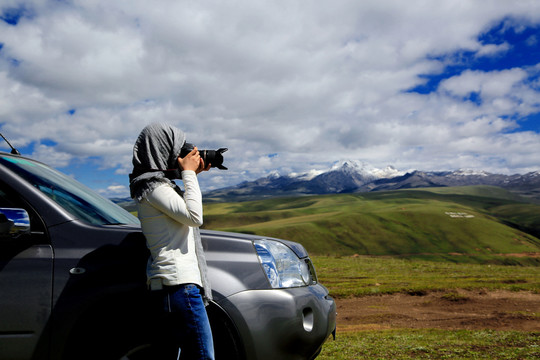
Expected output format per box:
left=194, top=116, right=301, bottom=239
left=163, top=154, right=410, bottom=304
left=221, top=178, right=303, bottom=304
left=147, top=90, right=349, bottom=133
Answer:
left=129, top=122, right=212, bottom=304
left=129, top=122, right=186, bottom=200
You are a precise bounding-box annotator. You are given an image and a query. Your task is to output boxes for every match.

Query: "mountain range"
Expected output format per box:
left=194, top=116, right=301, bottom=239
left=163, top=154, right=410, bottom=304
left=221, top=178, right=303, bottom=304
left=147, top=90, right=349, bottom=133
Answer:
left=203, top=160, right=540, bottom=203
left=111, top=160, right=540, bottom=209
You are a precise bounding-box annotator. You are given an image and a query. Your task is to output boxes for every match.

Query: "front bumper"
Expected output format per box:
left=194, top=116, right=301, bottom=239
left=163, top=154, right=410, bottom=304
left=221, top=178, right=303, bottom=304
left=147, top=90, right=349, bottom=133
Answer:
left=217, top=283, right=336, bottom=360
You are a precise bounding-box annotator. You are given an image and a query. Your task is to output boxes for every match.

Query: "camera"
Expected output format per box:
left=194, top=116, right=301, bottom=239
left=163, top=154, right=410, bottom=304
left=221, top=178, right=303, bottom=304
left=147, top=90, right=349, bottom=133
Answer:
left=180, top=143, right=228, bottom=170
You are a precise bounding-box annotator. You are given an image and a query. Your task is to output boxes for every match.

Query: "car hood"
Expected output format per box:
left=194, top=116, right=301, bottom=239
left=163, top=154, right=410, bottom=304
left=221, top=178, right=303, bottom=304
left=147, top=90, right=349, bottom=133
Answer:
left=200, top=229, right=309, bottom=259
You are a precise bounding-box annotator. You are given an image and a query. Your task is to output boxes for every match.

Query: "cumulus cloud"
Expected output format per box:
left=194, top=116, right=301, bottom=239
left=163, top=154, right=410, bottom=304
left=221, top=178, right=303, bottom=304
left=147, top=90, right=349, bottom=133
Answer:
left=439, top=69, right=528, bottom=99
left=0, top=0, right=540, bottom=197
left=98, top=184, right=129, bottom=197
left=29, top=143, right=72, bottom=168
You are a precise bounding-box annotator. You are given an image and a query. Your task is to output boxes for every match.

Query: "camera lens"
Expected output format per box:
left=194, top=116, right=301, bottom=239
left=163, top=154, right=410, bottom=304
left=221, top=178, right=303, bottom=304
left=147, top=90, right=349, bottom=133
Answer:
left=180, top=143, right=228, bottom=170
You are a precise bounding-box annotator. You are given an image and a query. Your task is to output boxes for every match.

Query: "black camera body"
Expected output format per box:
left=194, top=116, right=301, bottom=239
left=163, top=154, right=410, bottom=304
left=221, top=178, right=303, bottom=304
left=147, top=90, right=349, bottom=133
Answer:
left=180, top=143, right=228, bottom=170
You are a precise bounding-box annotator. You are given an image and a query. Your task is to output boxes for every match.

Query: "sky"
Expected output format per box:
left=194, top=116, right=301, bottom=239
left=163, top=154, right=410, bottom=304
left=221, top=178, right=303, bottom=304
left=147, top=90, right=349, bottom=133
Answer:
left=1, top=0, right=540, bottom=198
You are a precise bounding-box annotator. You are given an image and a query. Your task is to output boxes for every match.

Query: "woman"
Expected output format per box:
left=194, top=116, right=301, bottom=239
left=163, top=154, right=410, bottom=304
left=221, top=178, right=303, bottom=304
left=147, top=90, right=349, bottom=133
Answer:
left=129, top=122, right=214, bottom=359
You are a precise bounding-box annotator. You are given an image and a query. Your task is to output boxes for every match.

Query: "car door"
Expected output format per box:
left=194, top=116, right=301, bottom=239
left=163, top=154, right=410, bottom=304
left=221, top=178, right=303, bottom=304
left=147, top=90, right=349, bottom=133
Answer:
left=0, top=180, right=53, bottom=360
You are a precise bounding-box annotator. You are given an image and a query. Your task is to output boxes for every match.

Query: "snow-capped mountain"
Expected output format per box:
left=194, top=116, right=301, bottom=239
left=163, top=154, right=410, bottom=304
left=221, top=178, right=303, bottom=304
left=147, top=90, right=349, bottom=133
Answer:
left=327, top=160, right=406, bottom=179
left=111, top=162, right=540, bottom=207
left=203, top=161, right=540, bottom=202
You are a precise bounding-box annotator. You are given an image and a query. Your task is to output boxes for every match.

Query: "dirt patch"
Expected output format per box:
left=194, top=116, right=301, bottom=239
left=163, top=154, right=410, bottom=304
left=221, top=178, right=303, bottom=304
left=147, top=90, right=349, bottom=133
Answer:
left=336, top=290, right=540, bottom=332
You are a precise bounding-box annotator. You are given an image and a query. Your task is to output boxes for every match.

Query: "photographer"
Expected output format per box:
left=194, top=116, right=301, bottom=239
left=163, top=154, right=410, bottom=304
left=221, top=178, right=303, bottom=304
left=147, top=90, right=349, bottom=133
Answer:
left=129, top=122, right=214, bottom=359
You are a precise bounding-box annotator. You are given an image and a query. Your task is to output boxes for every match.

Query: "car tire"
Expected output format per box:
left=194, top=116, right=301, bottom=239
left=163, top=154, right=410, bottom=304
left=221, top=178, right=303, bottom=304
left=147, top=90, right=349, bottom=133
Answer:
left=63, top=300, right=245, bottom=360
left=207, top=303, right=245, bottom=360
left=61, top=296, right=156, bottom=360
left=63, top=320, right=156, bottom=360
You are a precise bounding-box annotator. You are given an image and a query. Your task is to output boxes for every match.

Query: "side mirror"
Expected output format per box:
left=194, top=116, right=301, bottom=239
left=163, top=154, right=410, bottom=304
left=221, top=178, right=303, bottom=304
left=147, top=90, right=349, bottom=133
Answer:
left=0, top=208, right=31, bottom=239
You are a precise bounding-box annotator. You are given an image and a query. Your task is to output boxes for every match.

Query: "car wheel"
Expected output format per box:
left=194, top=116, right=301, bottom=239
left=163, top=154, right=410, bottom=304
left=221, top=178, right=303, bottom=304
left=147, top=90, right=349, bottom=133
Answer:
left=207, top=303, right=245, bottom=360
left=117, top=344, right=155, bottom=360
left=61, top=298, right=156, bottom=360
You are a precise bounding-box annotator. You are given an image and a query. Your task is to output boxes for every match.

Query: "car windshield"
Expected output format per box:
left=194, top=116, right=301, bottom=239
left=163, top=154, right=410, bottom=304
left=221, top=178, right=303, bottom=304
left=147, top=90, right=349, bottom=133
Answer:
left=0, top=155, right=139, bottom=226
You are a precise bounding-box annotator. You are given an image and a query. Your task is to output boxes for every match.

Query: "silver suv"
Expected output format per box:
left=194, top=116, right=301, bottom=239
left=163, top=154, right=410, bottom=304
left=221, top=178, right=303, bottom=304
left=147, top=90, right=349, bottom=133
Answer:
left=0, top=152, right=336, bottom=360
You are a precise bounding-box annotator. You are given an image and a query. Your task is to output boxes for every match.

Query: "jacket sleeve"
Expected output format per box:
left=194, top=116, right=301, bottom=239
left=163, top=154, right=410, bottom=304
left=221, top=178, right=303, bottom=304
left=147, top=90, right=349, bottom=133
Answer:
left=144, top=171, right=203, bottom=227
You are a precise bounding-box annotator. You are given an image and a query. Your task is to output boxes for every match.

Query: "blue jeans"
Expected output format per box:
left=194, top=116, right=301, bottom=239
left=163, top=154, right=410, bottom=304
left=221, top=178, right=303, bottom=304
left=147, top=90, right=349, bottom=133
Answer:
left=152, top=284, right=214, bottom=360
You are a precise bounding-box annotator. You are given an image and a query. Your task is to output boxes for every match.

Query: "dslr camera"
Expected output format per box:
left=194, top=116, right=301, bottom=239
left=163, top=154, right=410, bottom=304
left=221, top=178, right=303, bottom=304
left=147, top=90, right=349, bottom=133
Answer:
left=180, top=143, right=228, bottom=170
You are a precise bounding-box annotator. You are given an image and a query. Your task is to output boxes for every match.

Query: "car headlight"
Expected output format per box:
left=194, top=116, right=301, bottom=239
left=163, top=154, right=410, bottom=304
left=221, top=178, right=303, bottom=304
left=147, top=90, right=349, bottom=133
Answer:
left=254, top=239, right=314, bottom=288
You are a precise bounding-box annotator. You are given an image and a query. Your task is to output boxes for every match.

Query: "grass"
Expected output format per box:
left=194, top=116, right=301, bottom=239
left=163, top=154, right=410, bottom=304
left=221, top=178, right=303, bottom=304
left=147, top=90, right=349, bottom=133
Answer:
left=202, top=186, right=540, bottom=263
left=317, top=329, right=540, bottom=359
left=199, top=187, right=540, bottom=359
left=313, top=255, right=540, bottom=359
left=312, top=255, right=540, bottom=298
left=203, top=187, right=540, bottom=358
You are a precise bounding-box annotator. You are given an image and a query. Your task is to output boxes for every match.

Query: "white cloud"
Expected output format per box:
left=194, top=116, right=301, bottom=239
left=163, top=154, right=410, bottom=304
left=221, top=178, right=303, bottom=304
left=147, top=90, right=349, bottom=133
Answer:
left=98, top=184, right=129, bottom=198
left=1, top=0, right=540, bottom=193
left=476, top=42, right=511, bottom=57
left=29, top=143, right=72, bottom=168
left=439, top=68, right=528, bottom=99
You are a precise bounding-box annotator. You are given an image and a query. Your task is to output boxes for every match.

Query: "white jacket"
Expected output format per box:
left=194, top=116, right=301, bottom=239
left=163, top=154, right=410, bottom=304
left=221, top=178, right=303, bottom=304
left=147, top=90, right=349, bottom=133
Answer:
left=136, top=170, right=203, bottom=287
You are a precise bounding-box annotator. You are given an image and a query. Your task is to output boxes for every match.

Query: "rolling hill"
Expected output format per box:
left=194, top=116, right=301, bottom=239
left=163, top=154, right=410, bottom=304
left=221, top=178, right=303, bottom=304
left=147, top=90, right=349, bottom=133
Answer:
left=204, top=161, right=540, bottom=203
left=202, top=185, right=540, bottom=264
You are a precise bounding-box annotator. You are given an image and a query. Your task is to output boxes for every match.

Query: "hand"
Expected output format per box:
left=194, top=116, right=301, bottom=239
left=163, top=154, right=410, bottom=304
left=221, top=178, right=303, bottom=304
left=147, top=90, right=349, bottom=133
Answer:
left=196, top=159, right=211, bottom=174
left=178, top=147, right=202, bottom=172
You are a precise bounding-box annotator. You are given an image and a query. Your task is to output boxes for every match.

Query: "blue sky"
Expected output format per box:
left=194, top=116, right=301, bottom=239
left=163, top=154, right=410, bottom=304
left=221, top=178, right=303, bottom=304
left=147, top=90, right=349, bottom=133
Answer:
left=410, top=21, right=540, bottom=94
left=1, top=1, right=540, bottom=198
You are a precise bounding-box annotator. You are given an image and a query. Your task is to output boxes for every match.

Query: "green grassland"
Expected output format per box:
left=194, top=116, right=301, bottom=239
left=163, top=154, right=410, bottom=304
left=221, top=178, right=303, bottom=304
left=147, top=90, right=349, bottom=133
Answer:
left=318, top=330, right=540, bottom=359
left=313, top=255, right=540, bottom=359
left=201, top=186, right=540, bottom=359
left=203, top=186, right=540, bottom=264
left=312, top=255, right=540, bottom=298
